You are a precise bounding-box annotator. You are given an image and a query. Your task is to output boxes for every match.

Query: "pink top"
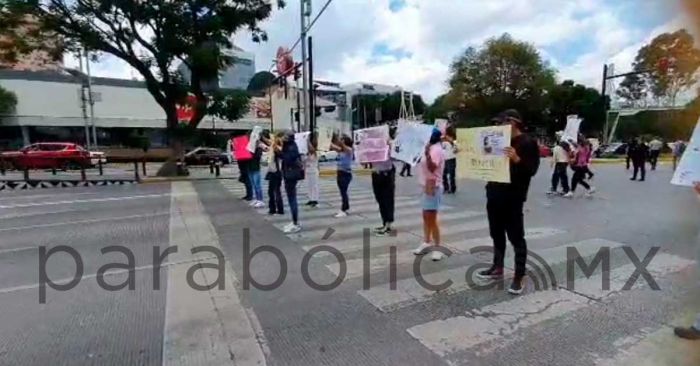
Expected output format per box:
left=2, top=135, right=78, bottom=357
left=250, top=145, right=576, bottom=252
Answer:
left=575, top=145, right=591, bottom=167
left=418, top=143, right=445, bottom=187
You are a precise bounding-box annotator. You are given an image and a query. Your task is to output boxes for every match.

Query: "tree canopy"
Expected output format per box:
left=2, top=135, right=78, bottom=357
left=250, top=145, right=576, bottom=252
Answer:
left=0, top=85, right=17, bottom=116
left=247, top=71, right=276, bottom=96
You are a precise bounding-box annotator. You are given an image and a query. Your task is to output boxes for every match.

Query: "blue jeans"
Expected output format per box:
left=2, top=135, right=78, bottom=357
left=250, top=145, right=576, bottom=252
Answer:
left=337, top=171, right=352, bottom=212
left=284, top=179, right=299, bottom=225
left=249, top=170, right=263, bottom=201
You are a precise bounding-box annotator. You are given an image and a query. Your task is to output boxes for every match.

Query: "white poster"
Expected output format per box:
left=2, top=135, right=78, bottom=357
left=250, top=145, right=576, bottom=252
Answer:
left=295, top=132, right=310, bottom=155
left=247, top=126, right=263, bottom=153
left=561, top=115, right=582, bottom=143
left=672, top=119, right=700, bottom=187
left=353, top=125, right=390, bottom=163
left=391, top=120, right=434, bottom=166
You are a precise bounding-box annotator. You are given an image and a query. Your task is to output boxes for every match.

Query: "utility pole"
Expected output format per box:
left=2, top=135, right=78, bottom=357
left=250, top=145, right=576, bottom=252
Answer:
left=84, top=49, right=98, bottom=148
left=78, top=53, right=91, bottom=150
left=300, top=0, right=312, bottom=131
left=601, top=64, right=609, bottom=143
left=308, top=36, right=315, bottom=133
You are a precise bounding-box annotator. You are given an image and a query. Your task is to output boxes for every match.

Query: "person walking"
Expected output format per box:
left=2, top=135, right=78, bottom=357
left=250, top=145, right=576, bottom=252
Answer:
left=648, top=137, right=663, bottom=170
left=281, top=130, right=304, bottom=233
left=412, top=128, right=447, bottom=261
left=330, top=134, right=353, bottom=218
left=630, top=138, right=648, bottom=181
left=264, top=132, right=284, bottom=216
left=399, top=162, right=412, bottom=177
left=626, top=139, right=636, bottom=171
left=305, top=132, right=320, bottom=208
left=442, top=127, right=459, bottom=194
left=571, top=138, right=596, bottom=197
left=674, top=181, right=700, bottom=341
left=247, top=136, right=265, bottom=208
left=371, top=132, right=396, bottom=236
left=476, top=109, right=540, bottom=295
left=547, top=140, right=572, bottom=197
left=673, top=140, right=686, bottom=171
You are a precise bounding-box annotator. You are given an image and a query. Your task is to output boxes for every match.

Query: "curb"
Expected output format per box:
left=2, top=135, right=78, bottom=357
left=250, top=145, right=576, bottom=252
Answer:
left=319, top=168, right=373, bottom=177
left=141, top=176, right=237, bottom=184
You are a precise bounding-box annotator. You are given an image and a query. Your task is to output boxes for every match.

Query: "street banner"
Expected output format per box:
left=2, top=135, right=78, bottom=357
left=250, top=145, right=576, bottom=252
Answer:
left=456, top=125, right=511, bottom=183
left=247, top=126, right=263, bottom=153
left=435, top=119, right=448, bottom=135
left=391, top=120, right=434, bottom=166
left=295, top=132, right=310, bottom=155
left=317, top=125, right=335, bottom=151
left=353, top=125, right=390, bottom=163
left=233, top=136, right=253, bottom=161
left=671, top=118, right=700, bottom=186
left=562, top=115, right=582, bottom=143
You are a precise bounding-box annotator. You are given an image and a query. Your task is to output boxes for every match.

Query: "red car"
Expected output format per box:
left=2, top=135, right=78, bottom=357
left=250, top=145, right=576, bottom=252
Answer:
left=1, top=142, right=91, bottom=170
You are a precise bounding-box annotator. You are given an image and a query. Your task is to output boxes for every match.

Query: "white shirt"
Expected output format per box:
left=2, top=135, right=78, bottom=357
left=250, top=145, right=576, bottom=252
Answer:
left=553, top=145, right=570, bottom=163
left=649, top=139, right=663, bottom=151
left=442, top=141, right=458, bottom=160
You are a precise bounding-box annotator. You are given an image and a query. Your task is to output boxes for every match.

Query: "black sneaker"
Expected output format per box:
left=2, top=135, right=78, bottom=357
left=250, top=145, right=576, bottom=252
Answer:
left=373, top=226, right=386, bottom=233
left=508, top=276, right=525, bottom=295
left=674, top=326, right=700, bottom=340
left=375, top=227, right=393, bottom=237
left=476, top=266, right=504, bottom=280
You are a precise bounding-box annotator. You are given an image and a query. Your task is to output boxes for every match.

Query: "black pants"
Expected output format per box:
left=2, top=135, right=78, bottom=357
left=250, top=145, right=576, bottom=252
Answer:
left=632, top=160, right=646, bottom=180
left=337, top=171, right=352, bottom=212
left=267, top=172, right=284, bottom=215
left=399, top=163, right=411, bottom=176
left=626, top=155, right=631, bottom=170
left=237, top=160, right=252, bottom=199
left=649, top=150, right=660, bottom=170
left=487, top=199, right=527, bottom=277
left=571, top=166, right=590, bottom=192
left=551, top=162, right=570, bottom=193
left=443, top=159, right=457, bottom=193
left=372, top=169, right=395, bottom=225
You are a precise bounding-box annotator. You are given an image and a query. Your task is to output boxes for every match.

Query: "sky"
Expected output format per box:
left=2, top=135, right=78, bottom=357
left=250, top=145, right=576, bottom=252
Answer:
left=65, top=0, right=692, bottom=103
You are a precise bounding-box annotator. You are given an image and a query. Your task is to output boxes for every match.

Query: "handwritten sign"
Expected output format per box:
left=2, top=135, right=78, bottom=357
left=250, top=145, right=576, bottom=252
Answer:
left=247, top=126, right=263, bottom=152
left=672, top=118, right=700, bottom=187
left=391, top=120, right=434, bottom=166
left=353, top=125, right=390, bottom=163
left=317, top=125, right=335, bottom=151
left=456, top=125, right=511, bottom=183
left=233, top=136, right=253, bottom=161
left=561, top=115, right=582, bottom=143
left=295, top=132, right=310, bottom=155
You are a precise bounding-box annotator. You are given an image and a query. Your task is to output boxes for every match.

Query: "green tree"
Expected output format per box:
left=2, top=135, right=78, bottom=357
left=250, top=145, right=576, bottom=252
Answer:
left=447, top=33, right=556, bottom=128
left=616, top=73, right=649, bottom=108
left=621, top=29, right=700, bottom=106
left=10, top=0, right=283, bottom=174
left=380, top=91, right=426, bottom=122
left=0, top=2, right=64, bottom=66
left=0, top=86, right=17, bottom=116
left=546, top=80, right=606, bottom=136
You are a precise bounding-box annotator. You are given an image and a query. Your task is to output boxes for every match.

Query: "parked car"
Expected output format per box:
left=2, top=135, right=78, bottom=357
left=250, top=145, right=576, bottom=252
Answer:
left=184, top=147, right=225, bottom=166
left=0, top=142, right=91, bottom=170
left=319, top=150, right=338, bottom=162
left=538, top=143, right=552, bottom=157
left=89, top=151, right=107, bottom=167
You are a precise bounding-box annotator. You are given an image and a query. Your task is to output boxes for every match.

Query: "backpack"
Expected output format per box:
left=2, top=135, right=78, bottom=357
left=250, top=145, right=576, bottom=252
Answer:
left=283, top=154, right=305, bottom=181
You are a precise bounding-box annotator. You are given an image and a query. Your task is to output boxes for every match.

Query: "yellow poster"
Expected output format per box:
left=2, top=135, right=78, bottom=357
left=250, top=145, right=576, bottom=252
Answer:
left=456, top=125, right=511, bottom=183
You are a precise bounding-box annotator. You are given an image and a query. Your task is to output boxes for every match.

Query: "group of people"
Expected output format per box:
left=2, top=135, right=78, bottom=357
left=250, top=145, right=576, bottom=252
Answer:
left=548, top=135, right=596, bottom=198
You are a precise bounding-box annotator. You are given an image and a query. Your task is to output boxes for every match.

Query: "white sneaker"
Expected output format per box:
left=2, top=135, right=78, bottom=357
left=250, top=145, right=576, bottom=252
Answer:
left=413, top=243, right=432, bottom=255
left=287, top=224, right=302, bottom=233
left=563, top=192, right=573, bottom=198
left=248, top=200, right=257, bottom=206
left=253, top=201, right=265, bottom=208
left=546, top=190, right=557, bottom=195
left=282, top=222, right=294, bottom=232
left=431, top=251, right=444, bottom=261
left=588, top=187, right=596, bottom=194
left=334, top=211, right=348, bottom=218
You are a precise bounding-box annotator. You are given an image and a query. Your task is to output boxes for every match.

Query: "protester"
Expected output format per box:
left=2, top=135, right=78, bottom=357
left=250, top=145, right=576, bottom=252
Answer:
left=247, top=134, right=265, bottom=208
left=412, top=128, right=447, bottom=261
left=626, top=139, right=636, bottom=170
left=648, top=137, right=663, bottom=170
left=305, top=132, right=320, bottom=208
left=673, top=140, right=687, bottom=171
left=476, top=109, right=540, bottom=295
left=281, top=130, right=303, bottom=233
left=236, top=139, right=253, bottom=202
left=570, top=137, right=595, bottom=197
left=630, top=138, right=649, bottom=182
left=371, top=145, right=396, bottom=236
left=673, top=181, right=700, bottom=341
left=548, top=140, right=572, bottom=197
left=442, top=127, right=459, bottom=194
left=264, top=132, right=284, bottom=216
left=399, top=162, right=412, bottom=177
left=330, top=134, right=353, bottom=217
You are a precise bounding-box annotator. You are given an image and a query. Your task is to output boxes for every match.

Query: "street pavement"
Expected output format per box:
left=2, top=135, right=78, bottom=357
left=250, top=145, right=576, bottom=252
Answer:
left=0, top=161, right=698, bottom=365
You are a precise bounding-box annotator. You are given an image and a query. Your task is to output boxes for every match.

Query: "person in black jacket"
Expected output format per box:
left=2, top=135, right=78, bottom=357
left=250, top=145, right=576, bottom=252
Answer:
left=280, top=130, right=303, bottom=233
left=476, top=109, right=541, bottom=295
left=630, top=138, right=648, bottom=182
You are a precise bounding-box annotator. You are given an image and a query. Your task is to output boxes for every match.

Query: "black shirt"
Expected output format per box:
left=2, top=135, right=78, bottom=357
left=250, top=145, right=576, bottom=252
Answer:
left=486, top=133, right=540, bottom=203
left=248, top=147, right=262, bottom=172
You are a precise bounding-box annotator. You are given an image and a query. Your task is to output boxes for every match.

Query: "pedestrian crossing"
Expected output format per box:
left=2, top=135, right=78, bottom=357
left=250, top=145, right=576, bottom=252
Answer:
left=219, top=177, right=699, bottom=365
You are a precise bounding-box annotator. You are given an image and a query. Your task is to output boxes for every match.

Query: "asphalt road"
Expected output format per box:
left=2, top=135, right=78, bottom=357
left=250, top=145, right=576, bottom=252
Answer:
left=0, top=161, right=698, bottom=366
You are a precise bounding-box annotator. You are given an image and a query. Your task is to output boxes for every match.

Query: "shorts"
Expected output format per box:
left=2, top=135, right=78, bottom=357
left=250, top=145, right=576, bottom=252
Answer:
left=421, top=186, right=443, bottom=211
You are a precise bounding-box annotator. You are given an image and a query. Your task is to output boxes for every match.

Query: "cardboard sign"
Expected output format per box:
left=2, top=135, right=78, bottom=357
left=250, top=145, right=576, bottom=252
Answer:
left=233, top=136, right=253, bottom=160
left=391, top=120, right=434, bottom=166
left=353, top=125, right=390, bottom=163
left=672, top=118, right=700, bottom=187
left=562, top=115, right=582, bottom=143
left=295, top=132, right=310, bottom=155
left=317, top=125, right=335, bottom=151
left=456, top=125, right=511, bottom=183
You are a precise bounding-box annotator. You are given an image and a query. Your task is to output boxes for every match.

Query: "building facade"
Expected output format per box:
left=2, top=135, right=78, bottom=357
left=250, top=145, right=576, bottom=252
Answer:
left=177, top=45, right=256, bottom=91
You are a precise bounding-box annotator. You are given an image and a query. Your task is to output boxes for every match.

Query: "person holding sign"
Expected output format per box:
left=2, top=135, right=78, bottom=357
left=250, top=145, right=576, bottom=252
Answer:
left=281, top=130, right=304, bottom=233
left=305, top=132, right=320, bottom=208
left=412, top=128, right=447, bottom=261
left=263, top=132, right=285, bottom=216
left=330, top=134, right=354, bottom=218
left=476, top=110, right=540, bottom=295
left=442, top=127, right=459, bottom=194
left=371, top=129, right=397, bottom=236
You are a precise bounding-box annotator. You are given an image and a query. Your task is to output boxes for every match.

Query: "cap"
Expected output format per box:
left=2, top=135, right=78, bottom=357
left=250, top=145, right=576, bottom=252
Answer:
left=497, top=109, right=524, bottom=125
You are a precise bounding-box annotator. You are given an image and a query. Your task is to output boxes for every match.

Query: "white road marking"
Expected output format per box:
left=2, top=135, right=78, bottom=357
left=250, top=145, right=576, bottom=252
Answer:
left=406, top=253, right=695, bottom=358
left=0, top=212, right=169, bottom=232
left=0, top=191, right=99, bottom=201
left=162, top=182, right=266, bottom=366
left=0, top=193, right=174, bottom=209
left=267, top=200, right=422, bottom=223
left=448, top=227, right=566, bottom=253
left=358, top=238, right=624, bottom=312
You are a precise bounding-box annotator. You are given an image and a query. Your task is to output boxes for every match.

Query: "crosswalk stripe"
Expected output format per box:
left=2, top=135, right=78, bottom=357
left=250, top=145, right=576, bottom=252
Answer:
left=266, top=200, right=423, bottom=223
left=287, top=210, right=484, bottom=242
left=357, top=238, right=625, bottom=312
left=406, top=253, right=695, bottom=358
left=447, top=227, right=566, bottom=253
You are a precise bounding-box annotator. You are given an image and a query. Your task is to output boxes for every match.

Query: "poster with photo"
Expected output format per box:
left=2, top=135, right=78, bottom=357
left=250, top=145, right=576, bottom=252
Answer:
left=456, top=125, right=511, bottom=183
left=390, top=120, right=434, bottom=166
left=353, top=125, right=390, bottom=163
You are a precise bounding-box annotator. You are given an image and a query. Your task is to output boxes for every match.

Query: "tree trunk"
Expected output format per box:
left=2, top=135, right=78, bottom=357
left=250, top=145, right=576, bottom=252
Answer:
left=156, top=110, right=188, bottom=177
